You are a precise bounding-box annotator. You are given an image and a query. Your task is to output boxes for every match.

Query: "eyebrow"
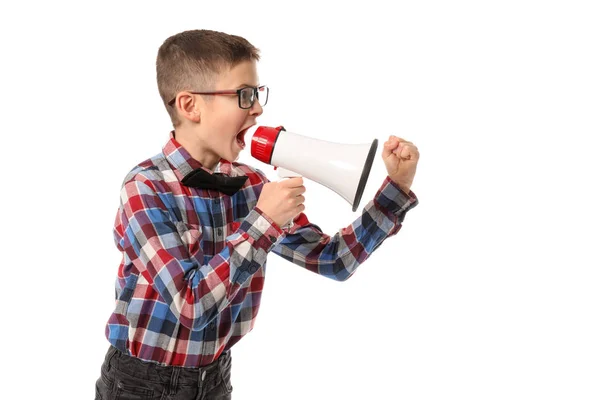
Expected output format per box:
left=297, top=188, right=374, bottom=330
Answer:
left=236, top=83, right=259, bottom=89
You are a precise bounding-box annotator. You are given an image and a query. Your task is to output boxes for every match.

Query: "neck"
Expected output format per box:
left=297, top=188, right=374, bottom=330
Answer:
left=174, top=126, right=220, bottom=171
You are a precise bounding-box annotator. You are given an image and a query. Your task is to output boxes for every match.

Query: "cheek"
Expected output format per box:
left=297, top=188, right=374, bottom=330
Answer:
left=226, top=114, right=250, bottom=138
left=233, top=109, right=248, bottom=124
left=216, top=107, right=246, bottom=125
left=204, top=105, right=248, bottom=141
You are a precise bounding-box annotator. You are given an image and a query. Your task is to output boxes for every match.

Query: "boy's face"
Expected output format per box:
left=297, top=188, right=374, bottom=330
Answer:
left=196, top=60, right=263, bottom=164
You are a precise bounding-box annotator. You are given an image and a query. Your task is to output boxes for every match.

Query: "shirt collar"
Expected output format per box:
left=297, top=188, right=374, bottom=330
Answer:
left=162, top=131, right=234, bottom=182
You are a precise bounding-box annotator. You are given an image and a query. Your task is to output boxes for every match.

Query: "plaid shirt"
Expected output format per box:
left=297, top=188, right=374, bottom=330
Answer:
left=105, top=132, right=419, bottom=367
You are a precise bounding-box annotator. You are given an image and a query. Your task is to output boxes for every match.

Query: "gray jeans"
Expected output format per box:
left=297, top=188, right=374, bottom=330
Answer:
left=95, top=346, right=233, bottom=400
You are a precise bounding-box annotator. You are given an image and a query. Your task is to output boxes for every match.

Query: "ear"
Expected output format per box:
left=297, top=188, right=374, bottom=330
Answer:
left=174, top=92, right=201, bottom=123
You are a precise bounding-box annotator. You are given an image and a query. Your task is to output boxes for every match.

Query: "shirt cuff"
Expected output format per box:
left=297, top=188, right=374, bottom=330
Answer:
left=239, top=207, right=285, bottom=252
left=374, top=176, right=419, bottom=217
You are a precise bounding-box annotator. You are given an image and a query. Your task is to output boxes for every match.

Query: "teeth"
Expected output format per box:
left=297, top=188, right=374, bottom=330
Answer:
left=236, top=125, right=254, bottom=149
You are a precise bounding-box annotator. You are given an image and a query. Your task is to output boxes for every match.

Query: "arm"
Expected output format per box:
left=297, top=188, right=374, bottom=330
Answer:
left=268, top=134, right=420, bottom=280
left=116, top=176, right=284, bottom=331
left=271, top=176, right=418, bottom=281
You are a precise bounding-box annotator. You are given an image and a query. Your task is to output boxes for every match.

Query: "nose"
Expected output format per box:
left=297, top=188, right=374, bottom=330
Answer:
left=249, top=99, right=263, bottom=117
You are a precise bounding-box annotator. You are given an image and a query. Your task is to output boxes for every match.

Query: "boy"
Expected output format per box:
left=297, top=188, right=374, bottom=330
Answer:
left=95, top=29, right=419, bottom=400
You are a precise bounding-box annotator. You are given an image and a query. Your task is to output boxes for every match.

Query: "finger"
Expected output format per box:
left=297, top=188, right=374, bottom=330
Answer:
left=288, top=194, right=305, bottom=207
left=382, top=139, right=399, bottom=158
left=290, top=203, right=306, bottom=217
left=291, top=186, right=306, bottom=196
left=399, top=144, right=419, bottom=160
left=389, top=136, right=406, bottom=153
left=382, top=139, right=392, bottom=158
left=390, top=136, right=415, bottom=146
left=281, top=177, right=304, bottom=188
left=392, top=142, right=404, bottom=157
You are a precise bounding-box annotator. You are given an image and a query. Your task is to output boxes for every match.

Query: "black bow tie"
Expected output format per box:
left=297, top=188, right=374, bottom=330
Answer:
left=181, top=168, right=248, bottom=195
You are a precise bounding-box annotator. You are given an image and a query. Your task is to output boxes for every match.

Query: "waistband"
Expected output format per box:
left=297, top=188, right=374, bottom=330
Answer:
left=103, top=346, right=230, bottom=386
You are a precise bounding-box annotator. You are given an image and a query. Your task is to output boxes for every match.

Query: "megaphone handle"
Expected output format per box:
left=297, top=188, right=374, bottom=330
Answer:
left=276, top=167, right=302, bottom=179
left=274, top=167, right=302, bottom=230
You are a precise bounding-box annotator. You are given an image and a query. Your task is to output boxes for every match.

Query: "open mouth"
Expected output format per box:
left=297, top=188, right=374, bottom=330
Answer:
left=236, top=130, right=246, bottom=149
left=236, top=125, right=254, bottom=149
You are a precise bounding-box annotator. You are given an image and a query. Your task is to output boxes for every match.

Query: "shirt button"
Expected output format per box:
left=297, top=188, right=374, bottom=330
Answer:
left=217, top=228, right=223, bottom=236
left=269, top=236, right=276, bottom=243
left=209, top=322, right=216, bottom=330
left=249, top=265, right=258, bottom=273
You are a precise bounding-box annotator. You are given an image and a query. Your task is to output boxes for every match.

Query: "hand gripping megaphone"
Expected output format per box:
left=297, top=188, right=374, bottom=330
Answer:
left=249, top=126, right=378, bottom=212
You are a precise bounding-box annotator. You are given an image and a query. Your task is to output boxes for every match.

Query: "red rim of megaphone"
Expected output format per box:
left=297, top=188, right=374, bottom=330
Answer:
left=250, top=126, right=286, bottom=164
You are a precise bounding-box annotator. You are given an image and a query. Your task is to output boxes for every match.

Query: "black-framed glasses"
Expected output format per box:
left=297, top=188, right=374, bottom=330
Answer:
left=168, top=85, right=269, bottom=109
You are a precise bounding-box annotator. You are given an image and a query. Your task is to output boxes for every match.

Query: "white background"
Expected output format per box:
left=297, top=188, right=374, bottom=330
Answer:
left=1, top=0, right=599, bottom=399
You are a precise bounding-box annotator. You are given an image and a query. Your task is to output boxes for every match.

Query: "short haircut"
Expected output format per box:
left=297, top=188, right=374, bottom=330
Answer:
left=156, top=29, right=260, bottom=127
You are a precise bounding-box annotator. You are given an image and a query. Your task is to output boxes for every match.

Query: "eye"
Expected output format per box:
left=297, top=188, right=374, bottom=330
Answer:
left=240, top=88, right=254, bottom=103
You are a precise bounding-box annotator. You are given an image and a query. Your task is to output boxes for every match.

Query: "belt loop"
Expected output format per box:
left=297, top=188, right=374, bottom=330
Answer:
left=169, top=366, right=180, bottom=396
left=105, top=346, right=118, bottom=373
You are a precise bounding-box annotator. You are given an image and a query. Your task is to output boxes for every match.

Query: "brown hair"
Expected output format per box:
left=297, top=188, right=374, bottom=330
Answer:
left=156, top=29, right=261, bottom=127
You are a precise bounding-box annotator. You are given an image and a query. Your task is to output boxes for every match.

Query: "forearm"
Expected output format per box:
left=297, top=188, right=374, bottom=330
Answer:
left=121, top=179, right=284, bottom=331
left=273, top=177, right=418, bottom=281
left=180, top=208, right=283, bottom=328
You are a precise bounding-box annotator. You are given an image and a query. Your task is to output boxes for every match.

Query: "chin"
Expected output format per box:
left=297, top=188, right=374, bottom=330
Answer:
left=233, top=149, right=243, bottom=162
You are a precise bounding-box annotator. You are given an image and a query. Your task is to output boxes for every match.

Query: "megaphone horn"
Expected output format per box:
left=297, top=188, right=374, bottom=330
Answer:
left=250, top=126, right=378, bottom=212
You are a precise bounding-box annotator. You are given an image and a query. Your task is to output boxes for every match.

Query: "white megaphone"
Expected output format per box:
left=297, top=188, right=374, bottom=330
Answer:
left=249, top=125, right=378, bottom=212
